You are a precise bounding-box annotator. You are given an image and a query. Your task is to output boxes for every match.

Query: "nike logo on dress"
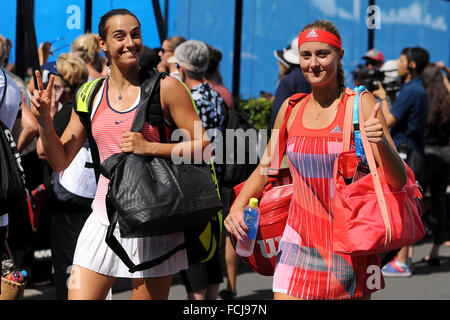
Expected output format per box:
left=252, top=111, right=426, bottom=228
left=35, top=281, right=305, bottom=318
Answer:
left=115, top=120, right=125, bottom=124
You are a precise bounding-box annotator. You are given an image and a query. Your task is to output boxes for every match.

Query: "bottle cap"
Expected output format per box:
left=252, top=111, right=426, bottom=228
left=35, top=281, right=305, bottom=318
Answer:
left=249, top=198, right=258, bottom=208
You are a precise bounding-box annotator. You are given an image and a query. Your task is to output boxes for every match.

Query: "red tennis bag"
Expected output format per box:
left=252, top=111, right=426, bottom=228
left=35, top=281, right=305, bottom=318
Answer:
left=332, top=89, right=425, bottom=255
left=230, top=168, right=292, bottom=276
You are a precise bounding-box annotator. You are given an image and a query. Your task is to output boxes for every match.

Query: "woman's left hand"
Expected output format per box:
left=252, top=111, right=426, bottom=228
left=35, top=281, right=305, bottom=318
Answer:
left=120, top=130, right=151, bottom=155
left=363, top=103, right=385, bottom=144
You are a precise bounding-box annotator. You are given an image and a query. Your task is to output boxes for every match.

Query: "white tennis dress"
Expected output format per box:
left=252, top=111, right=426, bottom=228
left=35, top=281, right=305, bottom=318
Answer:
left=72, top=80, right=187, bottom=278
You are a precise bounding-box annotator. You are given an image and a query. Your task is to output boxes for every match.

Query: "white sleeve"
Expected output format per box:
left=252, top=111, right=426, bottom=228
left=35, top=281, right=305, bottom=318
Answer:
left=0, top=214, right=8, bottom=227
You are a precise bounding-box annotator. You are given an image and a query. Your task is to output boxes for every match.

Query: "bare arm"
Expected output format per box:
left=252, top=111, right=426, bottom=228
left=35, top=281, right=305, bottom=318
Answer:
left=361, top=93, right=407, bottom=189
left=373, top=82, right=398, bottom=128
left=30, top=71, right=86, bottom=171
left=120, top=76, right=210, bottom=160
left=15, top=104, right=38, bottom=152
left=224, top=98, right=291, bottom=241
left=38, top=42, right=51, bottom=67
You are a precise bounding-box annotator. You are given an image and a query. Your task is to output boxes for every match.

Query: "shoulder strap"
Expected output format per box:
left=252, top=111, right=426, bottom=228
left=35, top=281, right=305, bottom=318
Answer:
left=342, top=87, right=358, bottom=152
left=74, top=78, right=104, bottom=114
left=0, top=68, right=7, bottom=111
left=344, top=86, right=393, bottom=249
left=74, top=78, right=105, bottom=182
left=356, top=90, right=393, bottom=249
left=268, top=93, right=309, bottom=176
left=130, top=70, right=166, bottom=138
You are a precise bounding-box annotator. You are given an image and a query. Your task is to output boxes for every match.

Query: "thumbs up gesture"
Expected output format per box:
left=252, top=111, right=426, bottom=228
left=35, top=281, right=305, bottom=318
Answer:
left=363, top=102, right=384, bottom=144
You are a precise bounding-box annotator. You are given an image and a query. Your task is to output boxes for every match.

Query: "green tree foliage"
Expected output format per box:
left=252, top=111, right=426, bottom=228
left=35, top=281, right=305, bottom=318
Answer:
left=239, top=97, right=272, bottom=130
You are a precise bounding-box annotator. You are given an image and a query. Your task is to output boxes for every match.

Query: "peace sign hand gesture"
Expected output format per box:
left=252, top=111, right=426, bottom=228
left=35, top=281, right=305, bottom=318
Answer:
left=30, top=70, right=55, bottom=125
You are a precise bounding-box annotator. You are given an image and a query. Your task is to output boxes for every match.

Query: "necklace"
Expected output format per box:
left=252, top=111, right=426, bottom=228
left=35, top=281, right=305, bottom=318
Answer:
left=109, top=78, right=123, bottom=100
left=311, top=92, right=342, bottom=120
left=312, top=104, right=339, bottom=119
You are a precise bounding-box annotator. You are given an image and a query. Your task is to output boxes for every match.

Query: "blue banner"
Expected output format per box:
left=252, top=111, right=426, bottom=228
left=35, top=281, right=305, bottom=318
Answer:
left=0, top=0, right=448, bottom=99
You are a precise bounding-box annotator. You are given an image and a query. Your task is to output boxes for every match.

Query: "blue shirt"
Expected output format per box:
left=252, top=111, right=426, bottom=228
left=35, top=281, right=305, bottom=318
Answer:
left=390, top=77, right=428, bottom=155
left=271, top=67, right=311, bottom=128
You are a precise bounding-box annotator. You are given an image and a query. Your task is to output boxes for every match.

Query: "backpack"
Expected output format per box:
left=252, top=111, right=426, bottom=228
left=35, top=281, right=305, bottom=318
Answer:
left=218, top=108, right=259, bottom=188
left=0, top=68, right=27, bottom=216
left=74, top=68, right=222, bottom=268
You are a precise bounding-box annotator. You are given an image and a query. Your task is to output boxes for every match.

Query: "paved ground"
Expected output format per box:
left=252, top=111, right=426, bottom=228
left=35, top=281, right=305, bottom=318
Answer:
left=22, top=238, right=450, bottom=300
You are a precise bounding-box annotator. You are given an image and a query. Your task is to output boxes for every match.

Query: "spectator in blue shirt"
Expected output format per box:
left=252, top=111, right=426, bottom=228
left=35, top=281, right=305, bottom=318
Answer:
left=271, top=38, right=311, bottom=128
left=374, top=47, right=429, bottom=170
left=374, top=46, right=429, bottom=278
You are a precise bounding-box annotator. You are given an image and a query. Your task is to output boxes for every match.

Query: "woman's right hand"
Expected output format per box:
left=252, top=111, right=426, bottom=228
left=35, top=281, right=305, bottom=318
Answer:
left=30, top=70, right=55, bottom=125
left=224, top=207, right=248, bottom=242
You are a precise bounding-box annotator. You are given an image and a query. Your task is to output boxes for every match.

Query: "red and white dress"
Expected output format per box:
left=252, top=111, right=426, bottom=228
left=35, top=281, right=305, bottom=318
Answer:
left=72, top=79, right=188, bottom=278
left=272, top=90, right=384, bottom=299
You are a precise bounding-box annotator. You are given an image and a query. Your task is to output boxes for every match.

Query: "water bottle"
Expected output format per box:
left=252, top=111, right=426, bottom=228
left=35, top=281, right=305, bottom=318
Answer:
left=236, top=198, right=260, bottom=257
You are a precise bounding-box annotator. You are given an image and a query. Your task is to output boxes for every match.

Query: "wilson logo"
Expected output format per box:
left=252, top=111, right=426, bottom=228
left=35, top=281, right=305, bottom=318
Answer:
left=256, top=236, right=281, bottom=258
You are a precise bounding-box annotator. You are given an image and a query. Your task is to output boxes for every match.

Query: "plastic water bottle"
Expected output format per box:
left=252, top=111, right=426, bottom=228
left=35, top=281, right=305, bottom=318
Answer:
left=236, top=198, right=260, bottom=257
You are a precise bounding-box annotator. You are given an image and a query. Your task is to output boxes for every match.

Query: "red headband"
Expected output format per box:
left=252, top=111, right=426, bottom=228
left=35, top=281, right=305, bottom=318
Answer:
left=298, top=29, right=342, bottom=51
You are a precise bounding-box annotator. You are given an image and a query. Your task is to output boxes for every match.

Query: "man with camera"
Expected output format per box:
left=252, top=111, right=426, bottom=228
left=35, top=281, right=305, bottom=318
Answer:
left=363, top=48, right=384, bottom=69
left=373, top=47, right=429, bottom=278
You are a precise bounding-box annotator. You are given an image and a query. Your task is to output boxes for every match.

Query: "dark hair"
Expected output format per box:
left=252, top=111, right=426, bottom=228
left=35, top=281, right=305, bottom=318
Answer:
left=301, top=20, right=345, bottom=88
left=167, top=36, right=186, bottom=51
left=98, top=9, right=141, bottom=40
left=421, top=62, right=450, bottom=125
left=205, top=45, right=223, bottom=85
left=401, top=47, right=429, bottom=75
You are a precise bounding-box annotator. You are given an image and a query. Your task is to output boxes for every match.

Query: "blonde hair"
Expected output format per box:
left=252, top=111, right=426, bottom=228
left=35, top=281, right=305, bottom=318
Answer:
left=0, top=34, right=8, bottom=65
left=71, top=33, right=101, bottom=65
left=301, top=20, right=345, bottom=88
left=55, top=52, right=89, bottom=96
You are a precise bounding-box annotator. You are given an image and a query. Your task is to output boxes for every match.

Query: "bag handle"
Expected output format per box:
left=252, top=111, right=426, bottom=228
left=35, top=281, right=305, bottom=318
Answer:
left=105, top=192, right=186, bottom=273
left=355, top=90, right=393, bottom=249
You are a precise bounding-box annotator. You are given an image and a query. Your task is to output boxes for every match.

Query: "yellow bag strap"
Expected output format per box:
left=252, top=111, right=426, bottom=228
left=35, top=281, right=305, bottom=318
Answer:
left=75, top=78, right=104, bottom=113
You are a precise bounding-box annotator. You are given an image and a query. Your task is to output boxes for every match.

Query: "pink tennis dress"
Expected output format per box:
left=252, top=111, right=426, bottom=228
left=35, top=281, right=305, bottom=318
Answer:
left=272, top=90, right=384, bottom=299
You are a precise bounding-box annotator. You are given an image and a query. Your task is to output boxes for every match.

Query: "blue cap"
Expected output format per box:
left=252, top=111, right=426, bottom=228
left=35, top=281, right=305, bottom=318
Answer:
left=40, top=61, right=60, bottom=75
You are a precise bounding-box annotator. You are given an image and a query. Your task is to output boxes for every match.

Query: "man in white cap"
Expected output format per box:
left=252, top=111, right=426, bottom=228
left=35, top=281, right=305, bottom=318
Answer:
left=271, top=38, right=311, bottom=128
left=168, top=39, right=225, bottom=300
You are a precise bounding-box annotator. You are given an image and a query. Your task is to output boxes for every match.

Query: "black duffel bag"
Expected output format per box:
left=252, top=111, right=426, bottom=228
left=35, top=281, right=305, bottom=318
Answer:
left=100, top=153, right=221, bottom=238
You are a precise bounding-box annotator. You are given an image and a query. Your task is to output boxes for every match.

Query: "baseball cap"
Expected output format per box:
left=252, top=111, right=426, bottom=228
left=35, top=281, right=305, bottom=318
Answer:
left=167, top=40, right=209, bottom=73
left=40, top=61, right=60, bottom=83
left=273, top=49, right=291, bottom=68
left=282, top=38, right=300, bottom=65
left=274, top=38, right=300, bottom=68
left=363, top=49, right=384, bottom=63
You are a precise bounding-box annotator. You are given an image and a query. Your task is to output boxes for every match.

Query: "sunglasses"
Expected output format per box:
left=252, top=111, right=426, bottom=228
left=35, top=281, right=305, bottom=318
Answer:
left=175, top=63, right=181, bottom=70
left=161, top=48, right=173, bottom=54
